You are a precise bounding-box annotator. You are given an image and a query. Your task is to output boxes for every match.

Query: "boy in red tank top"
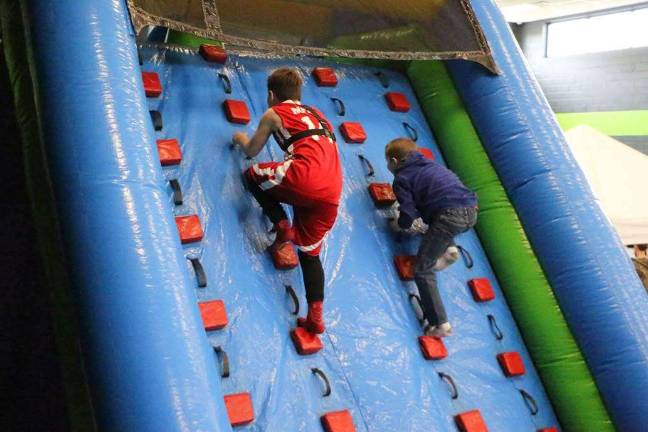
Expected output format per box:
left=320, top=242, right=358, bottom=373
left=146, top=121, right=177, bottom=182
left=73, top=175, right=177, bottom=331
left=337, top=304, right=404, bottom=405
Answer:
left=232, top=68, right=342, bottom=334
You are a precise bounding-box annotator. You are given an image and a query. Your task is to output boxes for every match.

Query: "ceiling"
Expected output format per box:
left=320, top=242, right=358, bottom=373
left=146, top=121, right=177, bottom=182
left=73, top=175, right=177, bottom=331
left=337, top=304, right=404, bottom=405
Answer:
left=494, top=0, right=648, bottom=23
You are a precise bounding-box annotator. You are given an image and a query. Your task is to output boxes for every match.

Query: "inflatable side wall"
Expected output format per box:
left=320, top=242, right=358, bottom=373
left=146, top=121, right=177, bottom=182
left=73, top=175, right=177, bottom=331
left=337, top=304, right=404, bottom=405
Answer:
left=22, top=0, right=231, bottom=430
left=448, top=1, right=648, bottom=430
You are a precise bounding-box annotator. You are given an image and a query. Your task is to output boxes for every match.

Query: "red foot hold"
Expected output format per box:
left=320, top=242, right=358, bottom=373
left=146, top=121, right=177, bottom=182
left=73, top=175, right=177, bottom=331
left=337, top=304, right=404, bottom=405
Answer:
left=393, top=255, right=416, bottom=281
left=418, top=335, right=448, bottom=360
left=312, top=67, right=338, bottom=87
left=455, top=410, right=488, bottom=432
left=223, top=99, right=251, bottom=124
left=321, top=409, right=356, bottom=432
left=199, top=44, right=227, bottom=63
left=385, top=91, right=410, bottom=112
left=290, top=326, right=323, bottom=355
left=339, top=122, right=367, bottom=143
left=418, top=148, right=435, bottom=160
left=270, top=242, right=299, bottom=270
left=468, top=278, right=495, bottom=302
left=224, top=392, right=254, bottom=427
left=141, top=72, right=162, bottom=97
left=175, top=215, right=204, bottom=244
left=156, top=138, right=182, bottom=166
left=497, top=352, right=526, bottom=377
left=198, top=300, right=228, bottom=331
left=368, top=183, right=397, bottom=208
left=537, top=428, right=558, bottom=432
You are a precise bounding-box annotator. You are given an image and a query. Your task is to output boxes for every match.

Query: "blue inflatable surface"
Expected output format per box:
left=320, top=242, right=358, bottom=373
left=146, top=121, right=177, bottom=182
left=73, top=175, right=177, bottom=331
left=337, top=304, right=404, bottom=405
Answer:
left=141, top=47, right=559, bottom=431
left=29, top=0, right=648, bottom=430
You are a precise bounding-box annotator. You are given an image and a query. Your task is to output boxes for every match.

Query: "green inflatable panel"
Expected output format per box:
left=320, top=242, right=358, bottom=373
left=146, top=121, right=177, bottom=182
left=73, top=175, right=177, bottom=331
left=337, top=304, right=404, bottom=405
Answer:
left=408, top=60, right=613, bottom=432
left=167, top=30, right=221, bottom=48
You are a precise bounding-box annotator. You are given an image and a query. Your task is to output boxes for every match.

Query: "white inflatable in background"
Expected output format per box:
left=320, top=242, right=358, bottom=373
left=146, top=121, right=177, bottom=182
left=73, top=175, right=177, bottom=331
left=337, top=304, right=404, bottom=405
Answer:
left=565, top=124, right=648, bottom=245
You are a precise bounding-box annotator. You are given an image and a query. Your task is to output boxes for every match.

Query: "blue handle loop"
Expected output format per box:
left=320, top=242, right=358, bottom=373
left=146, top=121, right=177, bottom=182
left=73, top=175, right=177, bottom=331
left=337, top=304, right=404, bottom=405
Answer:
left=438, top=372, right=459, bottom=399
left=189, top=257, right=207, bottom=288
left=311, top=368, right=332, bottom=397
left=213, top=346, right=230, bottom=378
left=218, top=72, right=232, bottom=94
left=358, top=154, right=375, bottom=177
left=374, top=71, right=389, bottom=88
left=403, top=122, right=418, bottom=141
left=330, top=97, right=345, bottom=116
left=169, top=179, right=183, bottom=205
left=487, top=314, right=504, bottom=341
left=285, top=285, right=299, bottom=316
left=457, top=245, right=474, bottom=269
left=520, top=389, right=539, bottom=416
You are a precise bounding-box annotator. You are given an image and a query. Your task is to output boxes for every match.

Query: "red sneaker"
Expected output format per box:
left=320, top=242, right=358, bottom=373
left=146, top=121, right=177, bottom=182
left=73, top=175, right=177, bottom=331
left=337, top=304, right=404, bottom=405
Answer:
left=296, top=301, right=325, bottom=334
left=272, top=219, right=294, bottom=247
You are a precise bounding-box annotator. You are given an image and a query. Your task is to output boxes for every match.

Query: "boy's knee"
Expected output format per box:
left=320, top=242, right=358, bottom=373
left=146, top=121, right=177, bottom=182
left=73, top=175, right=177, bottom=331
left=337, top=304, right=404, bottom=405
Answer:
left=414, top=260, right=435, bottom=277
left=243, top=168, right=258, bottom=190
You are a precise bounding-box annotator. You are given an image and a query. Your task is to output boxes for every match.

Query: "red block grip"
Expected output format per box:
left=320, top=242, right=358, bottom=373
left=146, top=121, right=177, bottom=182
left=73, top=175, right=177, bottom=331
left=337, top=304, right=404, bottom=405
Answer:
left=175, top=215, right=204, bottom=244
left=198, top=300, right=228, bottom=331
left=224, top=392, right=254, bottom=427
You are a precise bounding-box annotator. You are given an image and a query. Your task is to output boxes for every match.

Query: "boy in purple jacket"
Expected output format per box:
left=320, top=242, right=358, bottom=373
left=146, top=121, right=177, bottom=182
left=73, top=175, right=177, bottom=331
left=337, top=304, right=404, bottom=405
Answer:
left=386, top=138, right=478, bottom=337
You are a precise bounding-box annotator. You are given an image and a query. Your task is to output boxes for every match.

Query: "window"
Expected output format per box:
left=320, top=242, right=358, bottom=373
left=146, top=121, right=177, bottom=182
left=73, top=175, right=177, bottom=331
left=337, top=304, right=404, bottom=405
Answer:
left=546, top=7, right=648, bottom=57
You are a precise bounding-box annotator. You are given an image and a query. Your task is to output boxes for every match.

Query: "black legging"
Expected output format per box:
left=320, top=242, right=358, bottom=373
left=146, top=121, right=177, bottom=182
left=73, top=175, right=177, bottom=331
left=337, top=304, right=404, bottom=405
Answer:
left=299, top=251, right=324, bottom=303
left=245, top=172, right=324, bottom=303
left=244, top=171, right=287, bottom=224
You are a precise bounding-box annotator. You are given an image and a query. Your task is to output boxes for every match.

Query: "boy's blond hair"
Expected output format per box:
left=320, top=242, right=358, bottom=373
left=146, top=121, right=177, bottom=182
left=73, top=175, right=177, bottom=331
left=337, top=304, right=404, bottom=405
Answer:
left=385, top=138, right=417, bottom=161
left=268, top=68, right=303, bottom=101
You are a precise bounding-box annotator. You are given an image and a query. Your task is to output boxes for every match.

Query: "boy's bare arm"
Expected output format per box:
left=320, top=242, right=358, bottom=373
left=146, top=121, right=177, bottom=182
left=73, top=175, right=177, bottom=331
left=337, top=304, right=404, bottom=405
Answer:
left=232, top=109, right=282, bottom=158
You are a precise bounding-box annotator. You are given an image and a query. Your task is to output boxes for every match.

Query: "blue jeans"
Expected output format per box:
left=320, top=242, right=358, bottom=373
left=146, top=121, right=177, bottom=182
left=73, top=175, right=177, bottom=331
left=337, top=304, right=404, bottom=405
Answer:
left=415, top=207, right=477, bottom=326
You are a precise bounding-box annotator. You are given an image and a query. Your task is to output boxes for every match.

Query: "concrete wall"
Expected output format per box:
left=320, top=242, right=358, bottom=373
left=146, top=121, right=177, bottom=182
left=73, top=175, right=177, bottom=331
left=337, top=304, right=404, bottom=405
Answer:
left=514, top=21, right=648, bottom=154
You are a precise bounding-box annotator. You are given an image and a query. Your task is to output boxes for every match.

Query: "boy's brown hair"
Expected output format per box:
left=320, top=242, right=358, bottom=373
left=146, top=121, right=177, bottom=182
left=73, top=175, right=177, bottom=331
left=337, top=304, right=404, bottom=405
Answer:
left=385, top=137, right=417, bottom=161
left=268, top=68, right=303, bottom=101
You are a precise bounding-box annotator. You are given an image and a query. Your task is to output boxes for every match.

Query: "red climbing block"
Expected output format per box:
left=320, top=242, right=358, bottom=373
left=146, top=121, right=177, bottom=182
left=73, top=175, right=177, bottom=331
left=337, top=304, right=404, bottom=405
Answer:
left=270, top=242, right=299, bottom=270
left=290, top=326, right=323, bottom=355
left=142, top=72, right=162, bottom=97
left=156, top=138, right=182, bottom=166
left=175, top=215, right=204, bottom=244
left=199, top=44, right=227, bottom=63
left=455, top=410, right=488, bottom=432
left=312, top=67, right=338, bottom=87
left=497, top=352, right=526, bottom=377
left=385, top=91, right=410, bottom=112
left=339, top=122, right=367, bottom=143
left=198, top=300, right=228, bottom=331
left=418, top=148, right=435, bottom=160
left=394, top=255, right=416, bottom=281
left=368, top=183, right=397, bottom=208
left=537, top=428, right=558, bottom=432
left=468, top=278, right=495, bottom=302
left=224, top=392, right=254, bottom=427
left=321, top=410, right=356, bottom=432
left=418, top=335, right=448, bottom=360
left=223, top=99, right=251, bottom=124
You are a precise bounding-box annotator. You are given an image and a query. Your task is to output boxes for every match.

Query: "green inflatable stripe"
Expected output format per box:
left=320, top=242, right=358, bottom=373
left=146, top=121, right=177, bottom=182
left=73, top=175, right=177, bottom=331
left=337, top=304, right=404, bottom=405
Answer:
left=408, top=61, right=613, bottom=432
left=167, top=30, right=222, bottom=48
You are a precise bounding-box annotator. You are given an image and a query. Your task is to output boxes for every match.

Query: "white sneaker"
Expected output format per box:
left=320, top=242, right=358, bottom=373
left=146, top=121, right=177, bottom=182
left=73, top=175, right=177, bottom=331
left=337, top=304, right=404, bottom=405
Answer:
left=432, top=246, right=460, bottom=271
left=425, top=322, right=453, bottom=338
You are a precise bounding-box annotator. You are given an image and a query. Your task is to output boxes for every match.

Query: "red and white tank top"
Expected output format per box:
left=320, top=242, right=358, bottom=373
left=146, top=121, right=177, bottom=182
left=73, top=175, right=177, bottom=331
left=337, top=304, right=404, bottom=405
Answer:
left=271, top=100, right=342, bottom=205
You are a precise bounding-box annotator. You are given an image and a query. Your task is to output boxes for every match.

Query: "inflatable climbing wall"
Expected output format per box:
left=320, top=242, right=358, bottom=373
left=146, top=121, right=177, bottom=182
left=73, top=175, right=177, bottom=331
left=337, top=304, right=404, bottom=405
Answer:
left=5, top=0, right=647, bottom=431
left=139, top=48, right=559, bottom=431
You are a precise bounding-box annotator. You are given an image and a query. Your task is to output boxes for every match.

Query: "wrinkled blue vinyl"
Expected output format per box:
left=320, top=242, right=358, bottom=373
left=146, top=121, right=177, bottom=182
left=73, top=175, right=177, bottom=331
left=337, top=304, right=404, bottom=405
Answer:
left=142, top=45, right=559, bottom=430
left=448, top=1, right=648, bottom=430
left=26, top=1, right=230, bottom=431
left=27, top=0, right=562, bottom=429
